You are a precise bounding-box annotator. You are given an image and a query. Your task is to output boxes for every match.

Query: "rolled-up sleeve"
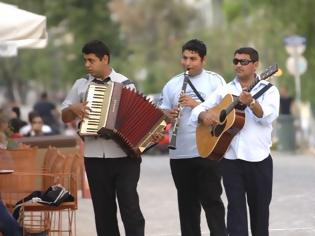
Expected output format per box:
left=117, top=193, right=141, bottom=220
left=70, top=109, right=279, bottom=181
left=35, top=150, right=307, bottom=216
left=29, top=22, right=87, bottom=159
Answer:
left=253, top=86, right=280, bottom=125
left=189, top=87, right=224, bottom=126
left=61, top=80, right=82, bottom=110
left=189, top=104, right=206, bottom=126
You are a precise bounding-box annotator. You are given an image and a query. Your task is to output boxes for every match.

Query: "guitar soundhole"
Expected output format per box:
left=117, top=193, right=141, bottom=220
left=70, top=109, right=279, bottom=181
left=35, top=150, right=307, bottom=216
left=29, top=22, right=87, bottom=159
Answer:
left=211, top=121, right=226, bottom=137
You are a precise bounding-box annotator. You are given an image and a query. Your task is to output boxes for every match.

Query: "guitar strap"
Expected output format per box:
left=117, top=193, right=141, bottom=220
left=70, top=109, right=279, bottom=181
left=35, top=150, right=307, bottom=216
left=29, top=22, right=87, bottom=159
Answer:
left=186, top=79, right=205, bottom=102
left=252, top=83, right=273, bottom=100
left=186, top=76, right=273, bottom=103
left=236, top=83, right=273, bottom=110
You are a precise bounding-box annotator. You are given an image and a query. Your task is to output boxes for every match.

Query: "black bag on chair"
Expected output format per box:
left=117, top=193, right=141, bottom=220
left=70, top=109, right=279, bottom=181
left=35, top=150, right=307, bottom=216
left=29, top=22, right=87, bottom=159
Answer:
left=13, top=184, right=74, bottom=220
left=39, top=184, right=74, bottom=206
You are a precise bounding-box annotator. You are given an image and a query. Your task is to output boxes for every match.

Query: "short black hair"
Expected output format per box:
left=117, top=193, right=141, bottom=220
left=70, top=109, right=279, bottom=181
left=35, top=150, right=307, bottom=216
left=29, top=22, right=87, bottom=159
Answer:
left=41, top=92, right=48, bottom=99
left=12, top=106, right=21, bottom=118
left=234, top=47, right=259, bottom=62
left=182, top=39, right=207, bottom=59
left=28, top=110, right=41, bottom=123
left=82, top=40, right=111, bottom=62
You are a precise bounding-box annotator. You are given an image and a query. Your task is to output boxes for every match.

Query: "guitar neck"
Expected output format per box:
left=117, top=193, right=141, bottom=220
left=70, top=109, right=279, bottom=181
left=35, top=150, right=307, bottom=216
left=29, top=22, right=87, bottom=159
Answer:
left=219, top=97, right=239, bottom=122
left=226, top=98, right=239, bottom=114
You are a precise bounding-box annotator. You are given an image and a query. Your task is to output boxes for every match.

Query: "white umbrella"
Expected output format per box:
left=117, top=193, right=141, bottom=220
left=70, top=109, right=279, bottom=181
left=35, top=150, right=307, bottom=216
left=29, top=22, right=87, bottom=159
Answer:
left=0, top=2, right=47, bottom=56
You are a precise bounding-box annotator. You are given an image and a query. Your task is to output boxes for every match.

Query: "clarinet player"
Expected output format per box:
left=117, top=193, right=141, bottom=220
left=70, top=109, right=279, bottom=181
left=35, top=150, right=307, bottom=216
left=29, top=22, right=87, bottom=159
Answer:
left=159, top=39, right=228, bottom=236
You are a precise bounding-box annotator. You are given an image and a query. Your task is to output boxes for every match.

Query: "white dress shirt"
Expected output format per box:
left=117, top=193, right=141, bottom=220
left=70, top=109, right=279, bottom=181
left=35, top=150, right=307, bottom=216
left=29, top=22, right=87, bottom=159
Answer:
left=20, top=124, right=52, bottom=135
left=190, top=78, right=280, bottom=162
left=159, top=69, right=226, bottom=159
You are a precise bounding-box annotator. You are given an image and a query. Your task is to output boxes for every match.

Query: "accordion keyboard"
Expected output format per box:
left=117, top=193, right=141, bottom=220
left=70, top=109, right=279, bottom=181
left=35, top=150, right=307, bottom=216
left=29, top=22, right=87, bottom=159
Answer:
left=80, top=84, right=109, bottom=135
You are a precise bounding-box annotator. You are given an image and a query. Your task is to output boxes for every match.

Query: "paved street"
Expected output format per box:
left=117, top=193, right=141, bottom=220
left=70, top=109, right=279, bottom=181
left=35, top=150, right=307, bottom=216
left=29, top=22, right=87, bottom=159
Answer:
left=76, top=151, right=315, bottom=236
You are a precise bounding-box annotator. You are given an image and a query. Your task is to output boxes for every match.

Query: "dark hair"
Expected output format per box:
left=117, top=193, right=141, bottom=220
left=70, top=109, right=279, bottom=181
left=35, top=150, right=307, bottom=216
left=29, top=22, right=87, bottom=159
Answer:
left=82, top=40, right=111, bottom=62
left=28, top=111, right=41, bottom=123
left=41, top=92, right=48, bottom=99
left=234, top=47, right=259, bottom=62
left=182, top=39, right=207, bottom=59
left=9, top=118, right=25, bottom=133
left=12, top=106, right=21, bottom=118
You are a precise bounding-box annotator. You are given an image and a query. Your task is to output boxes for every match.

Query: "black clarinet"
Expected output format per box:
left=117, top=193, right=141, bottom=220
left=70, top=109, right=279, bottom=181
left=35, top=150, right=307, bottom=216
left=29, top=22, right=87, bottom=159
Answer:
left=168, top=70, right=189, bottom=150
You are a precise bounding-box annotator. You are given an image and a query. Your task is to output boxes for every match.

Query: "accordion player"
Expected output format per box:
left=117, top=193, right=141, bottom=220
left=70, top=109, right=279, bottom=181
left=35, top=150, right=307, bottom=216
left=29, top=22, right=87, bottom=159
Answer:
left=79, top=81, right=167, bottom=158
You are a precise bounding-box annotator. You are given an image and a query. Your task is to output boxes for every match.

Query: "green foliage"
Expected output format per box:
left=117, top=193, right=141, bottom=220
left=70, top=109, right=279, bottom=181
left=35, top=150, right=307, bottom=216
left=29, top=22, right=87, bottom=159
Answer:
left=109, top=0, right=199, bottom=93
left=220, top=0, right=315, bottom=104
left=1, top=0, right=125, bottom=101
left=2, top=0, right=315, bottom=106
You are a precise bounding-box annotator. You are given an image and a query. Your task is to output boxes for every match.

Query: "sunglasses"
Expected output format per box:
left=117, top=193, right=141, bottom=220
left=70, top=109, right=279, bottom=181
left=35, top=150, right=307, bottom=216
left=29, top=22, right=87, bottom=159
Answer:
left=232, top=58, right=253, bottom=66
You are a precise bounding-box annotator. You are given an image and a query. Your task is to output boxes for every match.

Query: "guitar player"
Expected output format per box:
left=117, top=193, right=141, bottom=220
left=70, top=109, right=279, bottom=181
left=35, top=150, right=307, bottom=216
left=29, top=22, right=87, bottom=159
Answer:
left=190, top=47, right=280, bottom=236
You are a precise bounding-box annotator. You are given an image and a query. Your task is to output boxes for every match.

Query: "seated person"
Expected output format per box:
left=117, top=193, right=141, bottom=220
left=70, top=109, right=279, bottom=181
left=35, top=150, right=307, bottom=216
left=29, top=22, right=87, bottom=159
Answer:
left=8, top=107, right=27, bottom=139
left=0, top=113, right=10, bottom=149
left=0, top=135, right=25, bottom=236
left=0, top=199, right=22, bottom=236
left=20, top=111, right=52, bottom=136
left=23, top=112, right=53, bottom=137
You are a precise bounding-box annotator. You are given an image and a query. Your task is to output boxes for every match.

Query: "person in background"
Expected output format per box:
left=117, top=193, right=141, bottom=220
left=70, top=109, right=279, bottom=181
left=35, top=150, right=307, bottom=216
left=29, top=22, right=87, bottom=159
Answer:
left=0, top=113, right=10, bottom=149
left=8, top=106, right=27, bottom=139
left=279, top=85, right=295, bottom=115
left=33, top=91, right=61, bottom=134
left=0, top=110, right=29, bottom=148
left=190, top=47, right=279, bottom=236
left=24, top=112, right=52, bottom=137
left=159, top=39, right=227, bottom=236
left=19, top=111, right=52, bottom=136
left=0, top=200, right=21, bottom=236
left=0, top=133, right=22, bottom=235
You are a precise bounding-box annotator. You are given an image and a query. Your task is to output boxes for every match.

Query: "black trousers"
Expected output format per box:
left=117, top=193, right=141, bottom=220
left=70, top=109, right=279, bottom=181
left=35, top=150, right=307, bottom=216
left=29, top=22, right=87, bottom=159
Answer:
left=222, top=155, right=273, bottom=236
left=170, top=157, right=227, bottom=236
left=84, top=157, right=145, bottom=236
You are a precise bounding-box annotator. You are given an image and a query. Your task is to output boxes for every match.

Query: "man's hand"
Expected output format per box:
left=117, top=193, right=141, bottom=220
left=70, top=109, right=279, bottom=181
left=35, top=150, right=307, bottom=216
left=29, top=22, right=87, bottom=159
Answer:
left=62, top=101, right=91, bottom=123
left=163, top=108, right=179, bottom=123
left=150, top=131, right=165, bottom=144
left=239, top=90, right=263, bottom=118
left=70, top=101, right=91, bottom=120
left=179, top=95, right=199, bottom=108
left=198, top=109, right=219, bottom=126
left=239, top=90, right=253, bottom=106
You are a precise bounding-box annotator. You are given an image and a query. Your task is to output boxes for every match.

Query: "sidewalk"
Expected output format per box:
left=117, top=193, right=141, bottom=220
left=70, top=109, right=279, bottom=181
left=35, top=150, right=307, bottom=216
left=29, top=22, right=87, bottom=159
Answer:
left=76, top=151, right=315, bottom=236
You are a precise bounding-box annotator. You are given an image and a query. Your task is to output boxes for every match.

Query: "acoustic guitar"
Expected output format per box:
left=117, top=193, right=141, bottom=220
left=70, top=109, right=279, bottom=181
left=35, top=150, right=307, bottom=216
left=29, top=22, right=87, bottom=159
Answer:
left=196, top=64, right=278, bottom=160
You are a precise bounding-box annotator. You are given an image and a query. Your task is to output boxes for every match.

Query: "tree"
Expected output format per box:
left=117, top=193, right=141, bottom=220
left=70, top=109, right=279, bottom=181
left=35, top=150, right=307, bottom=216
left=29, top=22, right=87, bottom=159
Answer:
left=0, top=0, right=125, bottom=103
left=220, top=0, right=315, bottom=105
left=110, top=0, right=200, bottom=93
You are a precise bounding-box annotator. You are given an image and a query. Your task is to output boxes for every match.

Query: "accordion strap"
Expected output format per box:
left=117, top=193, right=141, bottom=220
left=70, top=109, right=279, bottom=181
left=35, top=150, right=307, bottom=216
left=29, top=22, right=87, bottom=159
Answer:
left=84, top=74, right=134, bottom=87
left=122, top=80, right=135, bottom=86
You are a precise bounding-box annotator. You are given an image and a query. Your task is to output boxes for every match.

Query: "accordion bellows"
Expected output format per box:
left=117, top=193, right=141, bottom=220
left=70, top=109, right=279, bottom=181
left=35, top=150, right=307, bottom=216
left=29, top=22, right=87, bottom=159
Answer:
left=79, top=82, right=166, bottom=157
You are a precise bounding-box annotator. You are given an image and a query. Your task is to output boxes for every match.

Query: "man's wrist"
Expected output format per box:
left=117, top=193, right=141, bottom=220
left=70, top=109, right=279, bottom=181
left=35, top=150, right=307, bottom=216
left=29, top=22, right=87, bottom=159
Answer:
left=192, top=101, right=201, bottom=108
left=249, top=99, right=256, bottom=109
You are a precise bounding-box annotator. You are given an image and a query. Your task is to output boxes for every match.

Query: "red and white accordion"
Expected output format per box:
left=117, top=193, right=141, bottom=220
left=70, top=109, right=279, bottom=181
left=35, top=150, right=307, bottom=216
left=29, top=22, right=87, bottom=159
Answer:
left=79, top=82, right=166, bottom=157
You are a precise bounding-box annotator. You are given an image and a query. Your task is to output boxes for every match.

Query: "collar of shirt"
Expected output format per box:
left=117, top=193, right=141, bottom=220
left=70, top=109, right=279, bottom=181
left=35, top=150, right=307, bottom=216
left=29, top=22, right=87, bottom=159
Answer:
left=92, top=77, right=110, bottom=84
left=90, top=68, right=118, bottom=84
left=230, top=77, right=270, bottom=95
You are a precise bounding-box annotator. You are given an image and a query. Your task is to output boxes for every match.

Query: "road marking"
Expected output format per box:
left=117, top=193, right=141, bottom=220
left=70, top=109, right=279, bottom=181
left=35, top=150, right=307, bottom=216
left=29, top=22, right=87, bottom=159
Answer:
left=146, top=228, right=315, bottom=236
left=270, top=227, right=315, bottom=231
